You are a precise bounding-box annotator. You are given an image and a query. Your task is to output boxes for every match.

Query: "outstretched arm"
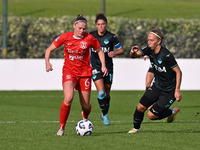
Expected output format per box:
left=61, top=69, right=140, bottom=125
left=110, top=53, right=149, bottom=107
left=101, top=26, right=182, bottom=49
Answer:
left=45, top=43, right=57, bottom=72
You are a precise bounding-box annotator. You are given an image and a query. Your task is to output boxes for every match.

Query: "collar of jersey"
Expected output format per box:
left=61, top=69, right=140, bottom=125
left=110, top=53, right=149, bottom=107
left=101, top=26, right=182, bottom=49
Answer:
left=73, top=35, right=84, bottom=39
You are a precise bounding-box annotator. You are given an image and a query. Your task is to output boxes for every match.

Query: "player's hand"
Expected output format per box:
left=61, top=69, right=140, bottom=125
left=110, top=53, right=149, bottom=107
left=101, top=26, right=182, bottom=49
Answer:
left=108, top=51, right=116, bottom=58
left=131, top=46, right=139, bottom=52
left=46, top=63, right=53, bottom=72
left=102, top=67, right=108, bottom=77
left=175, top=89, right=182, bottom=102
left=143, top=55, right=149, bottom=61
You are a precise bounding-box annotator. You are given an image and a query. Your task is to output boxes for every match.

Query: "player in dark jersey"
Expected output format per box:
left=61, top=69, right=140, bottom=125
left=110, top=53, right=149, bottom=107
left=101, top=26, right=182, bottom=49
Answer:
left=128, top=27, right=182, bottom=133
left=90, top=13, right=124, bottom=125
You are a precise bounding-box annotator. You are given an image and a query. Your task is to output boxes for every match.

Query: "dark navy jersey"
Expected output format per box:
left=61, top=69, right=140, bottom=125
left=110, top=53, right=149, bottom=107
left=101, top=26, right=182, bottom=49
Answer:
left=140, top=46, right=178, bottom=92
left=90, top=30, right=122, bottom=73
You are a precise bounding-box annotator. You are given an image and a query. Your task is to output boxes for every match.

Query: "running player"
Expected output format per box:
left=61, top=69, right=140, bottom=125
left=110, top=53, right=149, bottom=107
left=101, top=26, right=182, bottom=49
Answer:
left=128, top=27, right=182, bottom=133
left=90, top=13, right=124, bottom=125
left=45, top=14, right=108, bottom=136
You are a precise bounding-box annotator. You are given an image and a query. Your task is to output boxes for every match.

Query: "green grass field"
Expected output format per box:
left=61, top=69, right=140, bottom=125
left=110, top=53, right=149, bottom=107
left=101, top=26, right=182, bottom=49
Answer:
left=0, top=90, right=199, bottom=150
left=1, top=0, right=200, bottom=19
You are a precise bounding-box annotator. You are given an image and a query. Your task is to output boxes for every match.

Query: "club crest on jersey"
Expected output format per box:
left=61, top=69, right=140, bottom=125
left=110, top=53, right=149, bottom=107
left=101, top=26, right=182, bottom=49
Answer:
left=80, top=41, right=88, bottom=49
left=158, top=59, right=162, bottom=64
left=104, top=39, right=109, bottom=45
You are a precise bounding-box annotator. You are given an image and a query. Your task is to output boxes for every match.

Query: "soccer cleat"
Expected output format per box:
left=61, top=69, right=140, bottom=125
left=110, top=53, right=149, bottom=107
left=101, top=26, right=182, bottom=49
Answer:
left=167, top=107, right=180, bottom=123
left=100, top=114, right=110, bottom=125
left=56, top=129, right=64, bottom=136
left=128, top=128, right=139, bottom=134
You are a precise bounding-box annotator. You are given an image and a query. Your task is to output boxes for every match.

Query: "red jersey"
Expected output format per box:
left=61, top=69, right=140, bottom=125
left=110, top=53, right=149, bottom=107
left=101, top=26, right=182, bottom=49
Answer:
left=53, top=32, right=100, bottom=77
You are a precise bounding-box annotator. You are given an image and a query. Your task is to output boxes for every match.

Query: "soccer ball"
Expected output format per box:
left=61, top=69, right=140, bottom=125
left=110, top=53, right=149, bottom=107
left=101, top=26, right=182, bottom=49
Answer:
left=76, top=119, right=93, bottom=136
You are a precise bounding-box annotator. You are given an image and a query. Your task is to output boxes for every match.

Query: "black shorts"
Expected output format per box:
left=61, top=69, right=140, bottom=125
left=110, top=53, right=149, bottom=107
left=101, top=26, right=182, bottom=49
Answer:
left=148, top=67, right=154, bottom=73
left=92, top=69, right=113, bottom=85
left=140, top=85, right=176, bottom=116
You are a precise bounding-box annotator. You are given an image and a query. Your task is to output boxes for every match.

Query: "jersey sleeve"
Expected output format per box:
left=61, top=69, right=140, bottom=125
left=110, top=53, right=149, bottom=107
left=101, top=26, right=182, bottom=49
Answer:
left=140, top=46, right=150, bottom=56
left=165, top=53, right=178, bottom=69
left=53, top=34, right=65, bottom=48
left=90, top=35, right=101, bottom=50
left=113, top=35, right=122, bottom=49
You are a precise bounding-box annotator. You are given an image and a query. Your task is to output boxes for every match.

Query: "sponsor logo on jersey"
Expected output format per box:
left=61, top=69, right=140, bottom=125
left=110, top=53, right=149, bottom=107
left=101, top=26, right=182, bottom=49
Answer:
left=151, top=63, right=166, bottom=73
left=166, top=53, right=171, bottom=57
left=80, top=41, right=88, bottom=49
left=69, top=54, right=83, bottom=61
left=68, top=49, right=79, bottom=54
left=101, top=47, right=110, bottom=53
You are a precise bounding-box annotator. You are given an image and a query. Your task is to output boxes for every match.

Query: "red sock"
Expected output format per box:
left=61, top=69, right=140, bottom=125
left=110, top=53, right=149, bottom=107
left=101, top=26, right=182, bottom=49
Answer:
left=59, top=102, right=71, bottom=130
left=82, top=104, right=92, bottom=119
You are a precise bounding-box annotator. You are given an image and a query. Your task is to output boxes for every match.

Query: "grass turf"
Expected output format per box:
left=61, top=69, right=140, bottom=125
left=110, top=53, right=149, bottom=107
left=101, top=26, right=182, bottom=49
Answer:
left=0, top=90, right=199, bottom=150
left=1, top=0, right=200, bottom=19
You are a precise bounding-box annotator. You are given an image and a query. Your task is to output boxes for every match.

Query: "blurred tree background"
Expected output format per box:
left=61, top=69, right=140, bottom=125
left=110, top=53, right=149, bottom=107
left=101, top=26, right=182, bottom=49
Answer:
left=0, top=0, right=200, bottom=58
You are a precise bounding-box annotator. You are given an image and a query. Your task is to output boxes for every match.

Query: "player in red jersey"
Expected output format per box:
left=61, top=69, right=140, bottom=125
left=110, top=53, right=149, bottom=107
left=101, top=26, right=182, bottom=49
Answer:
left=45, top=14, right=108, bottom=136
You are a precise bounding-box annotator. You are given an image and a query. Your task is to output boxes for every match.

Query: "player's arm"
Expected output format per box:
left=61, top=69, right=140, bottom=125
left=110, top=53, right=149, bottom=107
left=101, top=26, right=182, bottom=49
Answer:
left=45, top=43, right=57, bottom=72
left=172, top=65, right=182, bottom=102
left=108, top=46, right=124, bottom=58
left=95, top=47, right=108, bottom=76
left=129, top=46, right=143, bottom=58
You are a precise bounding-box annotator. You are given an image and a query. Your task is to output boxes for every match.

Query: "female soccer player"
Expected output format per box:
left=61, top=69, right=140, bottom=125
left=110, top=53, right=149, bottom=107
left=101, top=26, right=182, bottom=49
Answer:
left=45, top=14, right=108, bottom=136
left=90, top=13, right=124, bottom=125
left=128, top=27, right=182, bottom=133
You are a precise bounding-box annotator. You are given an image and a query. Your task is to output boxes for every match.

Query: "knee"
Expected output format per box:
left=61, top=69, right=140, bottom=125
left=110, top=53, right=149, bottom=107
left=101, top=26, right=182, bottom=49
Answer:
left=147, top=111, right=158, bottom=120
left=98, top=90, right=106, bottom=99
left=63, top=95, right=73, bottom=105
left=137, top=103, right=147, bottom=112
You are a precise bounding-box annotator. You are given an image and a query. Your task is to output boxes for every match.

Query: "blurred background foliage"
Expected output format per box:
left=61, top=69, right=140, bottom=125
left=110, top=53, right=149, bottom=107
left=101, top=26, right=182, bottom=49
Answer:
left=0, top=0, right=200, bottom=58
left=0, top=16, right=200, bottom=58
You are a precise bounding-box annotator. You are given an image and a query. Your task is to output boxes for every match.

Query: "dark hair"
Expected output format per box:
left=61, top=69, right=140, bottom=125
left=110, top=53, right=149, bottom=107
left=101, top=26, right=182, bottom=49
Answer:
left=150, top=26, right=164, bottom=40
left=74, top=14, right=87, bottom=24
left=95, top=13, right=107, bottom=24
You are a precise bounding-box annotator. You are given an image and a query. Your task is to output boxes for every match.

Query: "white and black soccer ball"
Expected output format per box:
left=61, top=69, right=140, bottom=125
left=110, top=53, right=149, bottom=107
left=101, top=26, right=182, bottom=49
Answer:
left=76, top=119, right=93, bottom=136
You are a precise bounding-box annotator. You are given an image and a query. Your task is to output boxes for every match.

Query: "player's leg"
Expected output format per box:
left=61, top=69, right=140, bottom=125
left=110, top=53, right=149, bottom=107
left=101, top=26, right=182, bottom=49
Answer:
left=99, top=73, right=113, bottom=125
left=79, top=90, right=91, bottom=119
left=128, top=86, right=159, bottom=133
left=93, top=71, right=111, bottom=125
left=78, top=77, right=92, bottom=120
left=104, top=83, right=111, bottom=115
left=147, top=93, right=179, bottom=122
left=57, top=81, right=75, bottom=136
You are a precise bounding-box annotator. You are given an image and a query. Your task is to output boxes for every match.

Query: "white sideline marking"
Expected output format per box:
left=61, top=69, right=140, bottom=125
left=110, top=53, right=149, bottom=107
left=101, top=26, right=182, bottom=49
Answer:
left=0, top=120, right=199, bottom=124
